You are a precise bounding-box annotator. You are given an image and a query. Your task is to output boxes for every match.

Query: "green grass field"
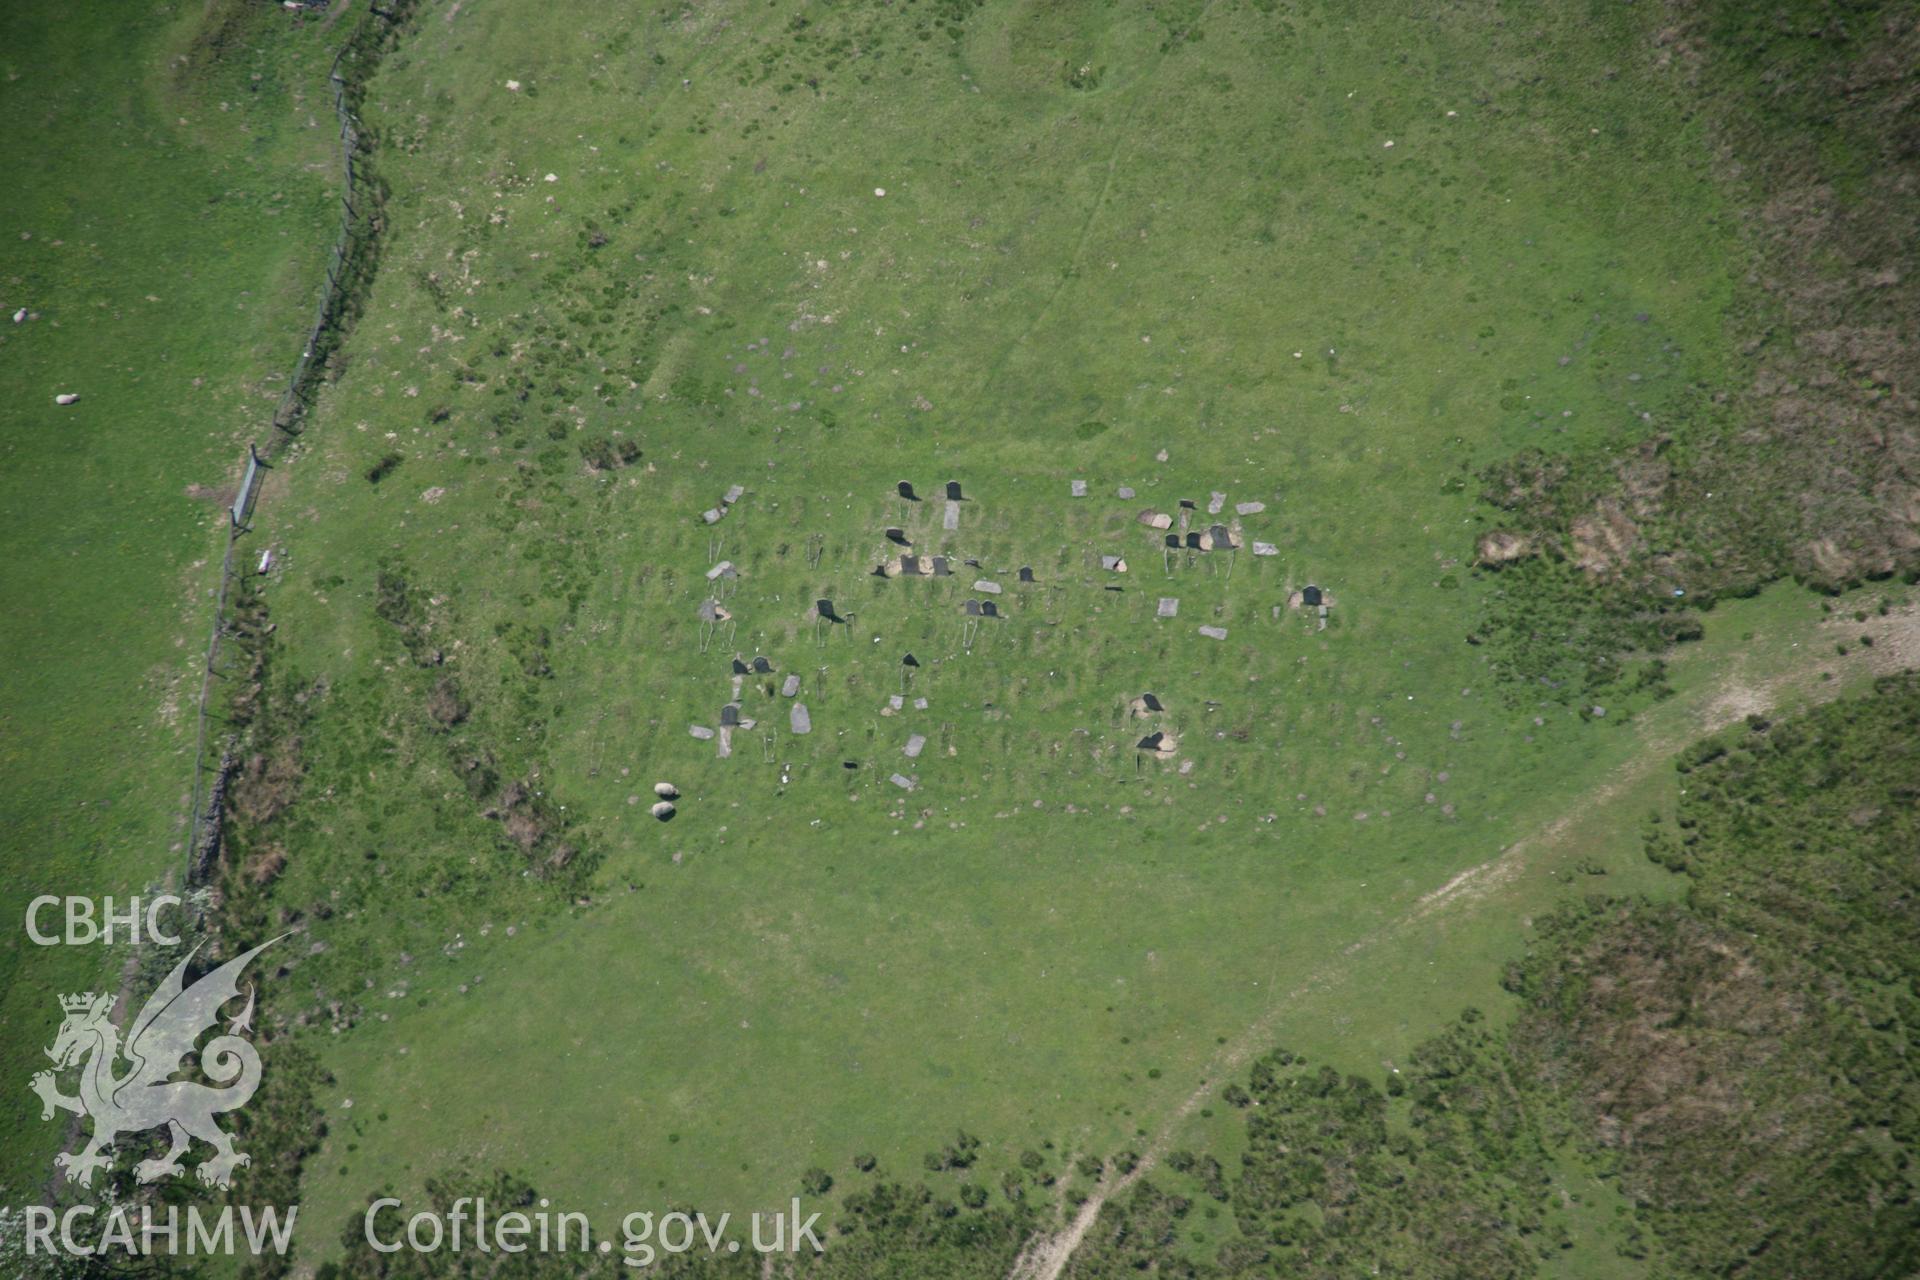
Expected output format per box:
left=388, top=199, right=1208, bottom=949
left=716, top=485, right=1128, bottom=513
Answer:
left=237, top=0, right=1753, bottom=1242
left=0, top=0, right=338, bottom=1195
left=3, top=0, right=1912, bottom=1273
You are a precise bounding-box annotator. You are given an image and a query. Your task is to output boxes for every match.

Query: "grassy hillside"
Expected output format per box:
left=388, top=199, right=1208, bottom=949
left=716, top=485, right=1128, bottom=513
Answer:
left=0, top=0, right=337, bottom=1195
left=309, top=672, right=1920, bottom=1276
left=1470, top=0, right=1920, bottom=694
left=202, top=0, right=1765, bottom=1241
left=2, top=0, right=1913, bottom=1274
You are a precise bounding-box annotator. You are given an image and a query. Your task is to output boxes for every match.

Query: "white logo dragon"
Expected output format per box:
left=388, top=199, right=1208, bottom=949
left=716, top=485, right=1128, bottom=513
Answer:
left=30, top=937, right=279, bottom=1189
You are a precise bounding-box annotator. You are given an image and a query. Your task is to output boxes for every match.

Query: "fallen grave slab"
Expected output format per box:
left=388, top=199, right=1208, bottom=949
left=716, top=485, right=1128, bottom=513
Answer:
left=1235, top=501, right=1265, bottom=515
left=689, top=724, right=715, bottom=740
left=904, top=733, right=926, bottom=759
left=889, top=772, right=917, bottom=791
left=974, top=579, right=1002, bottom=594
left=1198, top=625, right=1228, bottom=640
left=790, top=703, right=812, bottom=734
left=1157, top=597, right=1179, bottom=618
left=781, top=674, right=802, bottom=697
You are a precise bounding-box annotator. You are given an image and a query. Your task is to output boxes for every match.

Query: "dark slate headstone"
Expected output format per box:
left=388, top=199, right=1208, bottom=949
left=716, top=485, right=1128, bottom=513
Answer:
left=1210, top=524, right=1232, bottom=546
left=1302, top=585, right=1324, bottom=606
left=1017, top=566, right=1035, bottom=582
left=1142, top=693, right=1163, bottom=712
left=886, top=527, right=909, bottom=545
left=752, top=656, right=773, bottom=674
left=1185, top=531, right=1203, bottom=549
left=901, top=653, right=920, bottom=668
left=931, top=556, right=951, bottom=576
left=1179, top=498, right=1196, bottom=509
left=720, top=704, right=741, bottom=727
left=1164, top=533, right=1181, bottom=549
left=816, top=598, right=838, bottom=621
left=980, top=601, right=999, bottom=618
left=897, top=481, right=918, bottom=500
left=1137, top=731, right=1164, bottom=750
left=731, top=658, right=749, bottom=675
left=945, top=480, right=963, bottom=501
left=963, top=600, right=981, bottom=616
left=900, top=555, right=923, bottom=576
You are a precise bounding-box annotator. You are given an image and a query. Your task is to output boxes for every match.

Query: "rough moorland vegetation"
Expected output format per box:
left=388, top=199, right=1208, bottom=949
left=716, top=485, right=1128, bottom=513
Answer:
left=1081, top=671, right=1918, bottom=1278
left=1474, top=0, right=1920, bottom=700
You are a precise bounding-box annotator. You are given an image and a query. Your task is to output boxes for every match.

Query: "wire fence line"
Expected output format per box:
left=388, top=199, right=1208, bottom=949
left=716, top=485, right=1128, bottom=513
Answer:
left=183, top=1, right=414, bottom=883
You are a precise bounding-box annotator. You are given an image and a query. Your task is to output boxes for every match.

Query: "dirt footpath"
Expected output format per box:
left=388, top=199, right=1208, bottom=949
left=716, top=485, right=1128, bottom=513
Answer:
left=1009, top=606, right=1920, bottom=1280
